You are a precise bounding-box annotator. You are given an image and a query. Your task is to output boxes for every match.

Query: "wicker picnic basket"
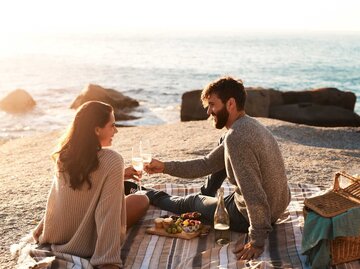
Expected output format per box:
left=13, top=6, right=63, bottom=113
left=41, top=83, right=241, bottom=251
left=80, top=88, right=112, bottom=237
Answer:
left=304, top=171, right=360, bottom=265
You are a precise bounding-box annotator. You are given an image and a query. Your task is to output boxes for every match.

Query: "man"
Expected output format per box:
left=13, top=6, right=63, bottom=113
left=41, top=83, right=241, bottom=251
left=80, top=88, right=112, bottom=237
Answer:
left=145, top=76, right=290, bottom=260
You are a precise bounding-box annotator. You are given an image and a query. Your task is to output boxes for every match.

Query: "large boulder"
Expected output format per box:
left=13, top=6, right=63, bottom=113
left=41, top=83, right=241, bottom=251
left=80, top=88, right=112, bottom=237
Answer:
left=180, top=88, right=282, bottom=121
left=269, top=103, right=360, bottom=127
left=310, top=88, right=356, bottom=111
left=282, top=88, right=356, bottom=111
left=245, top=87, right=284, bottom=117
left=245, top=87, right=271, bottom=117
left=179, top=87, right=359, bottom=127
left=71, top=84, right=139, bottom=121
left=180, top=90, right=208, bottom=121
left=0, top=89, right=36, bottom=113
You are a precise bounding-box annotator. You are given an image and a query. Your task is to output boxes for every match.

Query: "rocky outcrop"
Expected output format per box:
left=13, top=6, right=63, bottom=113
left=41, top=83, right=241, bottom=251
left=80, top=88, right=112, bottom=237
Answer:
left=0, top=89, right=36, bottom=113
left=245, top=87, right=281, bottom=117
left=270, top=88, right=358, bottom=126
left=180, top=87, right=284, bottom=121
left=180, top=87, right=359, bottom=127
left=282, top=88, right=356, bottom=111
left=270, top=103, right=360, bottom=127
left=180, top=90, right=208, bottom=121
left=71, top=84, right=139, bottom=121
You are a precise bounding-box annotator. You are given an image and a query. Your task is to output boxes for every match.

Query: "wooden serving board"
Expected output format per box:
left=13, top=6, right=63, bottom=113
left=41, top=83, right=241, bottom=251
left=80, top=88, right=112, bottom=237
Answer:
left=146, top=226, right=201, bottom=240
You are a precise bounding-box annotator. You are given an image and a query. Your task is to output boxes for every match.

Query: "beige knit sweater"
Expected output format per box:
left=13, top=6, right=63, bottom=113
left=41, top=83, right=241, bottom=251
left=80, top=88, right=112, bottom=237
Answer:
left=35, top=148, right=126, bottom=267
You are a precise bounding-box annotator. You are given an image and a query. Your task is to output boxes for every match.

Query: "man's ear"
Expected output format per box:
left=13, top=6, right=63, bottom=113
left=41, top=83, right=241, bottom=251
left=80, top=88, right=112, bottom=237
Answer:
left=227, top=98, right=236, bottom=110
left=95, top=127, right=100, bottom=136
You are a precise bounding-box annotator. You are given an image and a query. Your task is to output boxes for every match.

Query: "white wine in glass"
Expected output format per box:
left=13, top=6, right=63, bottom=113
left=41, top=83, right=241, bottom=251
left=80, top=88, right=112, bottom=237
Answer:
left=140, top=139, right=152, bottom=191
left=131, top=157, right=144, bottom=172
left=131, top=145, right=145, bottom=193
left=141, top=140, right=152, bottom=163
left=141, top=139, right=152, bottom=170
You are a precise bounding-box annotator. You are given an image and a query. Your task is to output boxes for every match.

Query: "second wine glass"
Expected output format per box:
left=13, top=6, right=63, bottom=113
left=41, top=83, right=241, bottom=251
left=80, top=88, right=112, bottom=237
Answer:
left=131, top=144, right=145, bottom=193
left=141, top=139, right=152, bottom=188
left=141, top=139, right=152, bottom=167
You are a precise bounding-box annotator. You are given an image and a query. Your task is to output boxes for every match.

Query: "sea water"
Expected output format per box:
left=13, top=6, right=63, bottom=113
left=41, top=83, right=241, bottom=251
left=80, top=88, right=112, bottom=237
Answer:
left=0, top=31, right=359, bottom=139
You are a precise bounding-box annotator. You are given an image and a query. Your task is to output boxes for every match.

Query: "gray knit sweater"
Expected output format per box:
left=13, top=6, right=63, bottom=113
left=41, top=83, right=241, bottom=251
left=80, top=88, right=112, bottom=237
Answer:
left=164, top=115, right=290, bottom=247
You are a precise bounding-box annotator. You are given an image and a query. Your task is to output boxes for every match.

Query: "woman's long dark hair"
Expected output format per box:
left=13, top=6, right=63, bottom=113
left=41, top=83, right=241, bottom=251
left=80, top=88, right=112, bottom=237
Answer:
left=52, top=101, right=113, bottom=190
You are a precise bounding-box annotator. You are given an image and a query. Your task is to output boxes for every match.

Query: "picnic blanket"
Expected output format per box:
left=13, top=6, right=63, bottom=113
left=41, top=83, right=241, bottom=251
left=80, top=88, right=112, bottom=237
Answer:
left=12, top=182, right=360, bottom=268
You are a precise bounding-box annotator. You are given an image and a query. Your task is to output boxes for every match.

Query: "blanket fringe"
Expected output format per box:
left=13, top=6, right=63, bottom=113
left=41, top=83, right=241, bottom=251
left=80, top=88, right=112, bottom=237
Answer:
left=10, top=232, right=55, bottom=269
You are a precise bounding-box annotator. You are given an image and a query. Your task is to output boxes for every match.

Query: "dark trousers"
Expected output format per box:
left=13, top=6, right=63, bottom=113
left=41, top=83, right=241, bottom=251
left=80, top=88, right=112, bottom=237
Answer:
left=146, top=170, right=249, bottom=233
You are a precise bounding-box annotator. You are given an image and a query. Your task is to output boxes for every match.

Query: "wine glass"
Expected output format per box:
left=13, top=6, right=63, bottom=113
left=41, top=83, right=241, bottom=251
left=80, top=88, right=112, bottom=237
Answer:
left=141, top=139, right=152, bottom=165
left=131, top=144, right=145, bottom=193
left=141, top=139, right=152, bottom=183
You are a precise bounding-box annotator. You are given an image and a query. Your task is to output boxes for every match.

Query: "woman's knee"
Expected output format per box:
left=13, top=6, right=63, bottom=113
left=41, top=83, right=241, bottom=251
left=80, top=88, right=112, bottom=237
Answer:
left=126, top=194, right=149, bottom=214
left=125, top=194, right=149, bottom=228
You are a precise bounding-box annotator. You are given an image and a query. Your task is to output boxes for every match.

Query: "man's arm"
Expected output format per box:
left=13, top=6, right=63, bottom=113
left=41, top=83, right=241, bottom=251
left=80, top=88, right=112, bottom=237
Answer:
left=146, top=143, right=225, bottom=178
left=163, top=143, right=225, bottom=178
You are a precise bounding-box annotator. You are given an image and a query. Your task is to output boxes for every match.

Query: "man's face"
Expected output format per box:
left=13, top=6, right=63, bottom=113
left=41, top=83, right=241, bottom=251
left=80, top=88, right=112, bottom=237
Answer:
left=206, top=94, right=229, bottom=129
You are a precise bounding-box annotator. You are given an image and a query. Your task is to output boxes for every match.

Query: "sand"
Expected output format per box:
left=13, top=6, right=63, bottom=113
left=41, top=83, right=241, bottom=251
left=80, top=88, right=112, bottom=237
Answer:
left=1, top=118, right=359, bottom=268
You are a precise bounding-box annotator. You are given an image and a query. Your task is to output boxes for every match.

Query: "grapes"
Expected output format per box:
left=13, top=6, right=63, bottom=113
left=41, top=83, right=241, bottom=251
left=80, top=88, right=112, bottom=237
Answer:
left=166, top=223, right=182, bottom=234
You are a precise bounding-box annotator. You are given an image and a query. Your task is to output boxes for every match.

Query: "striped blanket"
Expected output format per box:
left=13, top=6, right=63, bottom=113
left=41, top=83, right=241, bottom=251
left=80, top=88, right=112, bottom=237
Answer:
left=16, top=182, right=360, bottom=268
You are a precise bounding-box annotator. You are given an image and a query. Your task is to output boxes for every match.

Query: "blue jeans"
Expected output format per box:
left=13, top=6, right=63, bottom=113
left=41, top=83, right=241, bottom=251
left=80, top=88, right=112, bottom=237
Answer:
left=146, top=189, right=249, bottom=233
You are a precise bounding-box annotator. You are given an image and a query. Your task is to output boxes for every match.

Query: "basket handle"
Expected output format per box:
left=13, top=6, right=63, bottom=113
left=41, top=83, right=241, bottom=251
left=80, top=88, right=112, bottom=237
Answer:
left=333, top=171, right=359, bottom=191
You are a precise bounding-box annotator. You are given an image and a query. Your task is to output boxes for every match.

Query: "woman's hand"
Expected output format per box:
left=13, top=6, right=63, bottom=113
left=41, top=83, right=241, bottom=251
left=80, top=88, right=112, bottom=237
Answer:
left=124, top=166, right=142, bottom=181
left=32, top=218, right=44, bottom=243
left=144, top=158, right=165, bottom=174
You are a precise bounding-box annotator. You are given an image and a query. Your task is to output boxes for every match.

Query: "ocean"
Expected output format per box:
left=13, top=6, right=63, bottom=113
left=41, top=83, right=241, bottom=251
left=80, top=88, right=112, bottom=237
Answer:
left=0, top=31, right=359, bottom=139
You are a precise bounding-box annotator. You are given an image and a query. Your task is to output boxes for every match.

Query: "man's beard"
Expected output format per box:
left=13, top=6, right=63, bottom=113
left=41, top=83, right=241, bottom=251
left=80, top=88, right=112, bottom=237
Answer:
left=212, top=105, right=229, bottom=129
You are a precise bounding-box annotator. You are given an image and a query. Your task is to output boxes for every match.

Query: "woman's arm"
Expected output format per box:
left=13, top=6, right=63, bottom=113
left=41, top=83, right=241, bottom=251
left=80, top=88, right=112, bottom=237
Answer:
left=32, top=217, right=44, bottom=243
left=91, top=152, right=126, bottom=267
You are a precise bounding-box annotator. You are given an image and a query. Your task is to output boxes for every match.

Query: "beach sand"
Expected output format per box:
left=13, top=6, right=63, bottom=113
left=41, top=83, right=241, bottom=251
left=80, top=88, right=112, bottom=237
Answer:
left=1, top=118, right=359, bottom=268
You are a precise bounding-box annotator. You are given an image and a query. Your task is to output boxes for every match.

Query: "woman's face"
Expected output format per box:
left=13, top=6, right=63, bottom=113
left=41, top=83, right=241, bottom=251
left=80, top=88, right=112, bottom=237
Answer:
left=96, top=112, right=118, bottom=147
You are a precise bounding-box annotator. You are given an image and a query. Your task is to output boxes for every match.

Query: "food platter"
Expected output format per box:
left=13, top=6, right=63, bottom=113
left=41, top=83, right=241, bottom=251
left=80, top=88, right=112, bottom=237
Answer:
left=146, top=226, right=201, bottom=239
left=145, top=212, right=210, bottom=240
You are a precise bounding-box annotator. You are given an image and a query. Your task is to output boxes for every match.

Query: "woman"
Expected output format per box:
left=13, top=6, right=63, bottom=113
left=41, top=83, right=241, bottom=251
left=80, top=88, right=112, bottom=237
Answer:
left=32, top=101, right=149, bottom=269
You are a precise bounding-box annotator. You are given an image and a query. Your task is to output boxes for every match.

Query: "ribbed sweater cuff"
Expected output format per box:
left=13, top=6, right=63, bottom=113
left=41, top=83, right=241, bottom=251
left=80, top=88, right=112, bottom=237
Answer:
left=250, top=233, right=267, bottom=248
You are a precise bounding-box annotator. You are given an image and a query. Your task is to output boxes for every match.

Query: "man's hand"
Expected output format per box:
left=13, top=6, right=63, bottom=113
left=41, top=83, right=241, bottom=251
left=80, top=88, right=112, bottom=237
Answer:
left=144, top=158, right=165, bottom=174
left=124, top=166, right=142, bottom=181
left=232, top=241, right=264, bottom=260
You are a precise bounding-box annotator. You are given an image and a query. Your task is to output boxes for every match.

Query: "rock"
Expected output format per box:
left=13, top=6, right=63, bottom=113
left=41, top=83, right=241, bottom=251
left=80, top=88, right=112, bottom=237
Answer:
left=269, top=103, right=360, bottom=127
left=180, top=90, right=208, bottom=121
left=282, top=91, right=312, bottom=104
left=71, top=84, right=139, bottom=121
left=180, top=88, right=282, bottom=121
left=179, top=87, right=359, bottom=127
left=309, top=88, right=356, bottom=111
left=113, top=110, right=139, bottom=121
left=268, top=89, right=284, bottom=106
left=282, top=88, right=356, bottom=111
left=245, top=87, right=271, bottom=117
left=0, top=89, right=36, bottom=113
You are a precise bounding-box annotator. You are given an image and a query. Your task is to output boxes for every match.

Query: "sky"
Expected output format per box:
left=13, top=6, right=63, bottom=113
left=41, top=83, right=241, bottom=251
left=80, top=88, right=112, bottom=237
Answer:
left=0, top=0, right=359, bottom=34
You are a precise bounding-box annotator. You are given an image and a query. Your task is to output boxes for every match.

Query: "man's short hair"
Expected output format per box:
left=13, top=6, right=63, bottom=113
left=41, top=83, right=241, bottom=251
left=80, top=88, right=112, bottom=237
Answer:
left=201, top=76, right=246, bottom=110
